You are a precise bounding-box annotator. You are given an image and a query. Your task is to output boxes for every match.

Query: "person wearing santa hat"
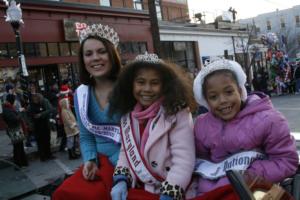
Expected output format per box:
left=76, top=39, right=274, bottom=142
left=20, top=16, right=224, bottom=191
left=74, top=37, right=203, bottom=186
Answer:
left=56, top=84, right=72, bottom=152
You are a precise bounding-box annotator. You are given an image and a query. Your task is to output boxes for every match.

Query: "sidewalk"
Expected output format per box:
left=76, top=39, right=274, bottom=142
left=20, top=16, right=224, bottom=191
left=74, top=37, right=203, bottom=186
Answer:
left=0, top=130, right=82, bottom=199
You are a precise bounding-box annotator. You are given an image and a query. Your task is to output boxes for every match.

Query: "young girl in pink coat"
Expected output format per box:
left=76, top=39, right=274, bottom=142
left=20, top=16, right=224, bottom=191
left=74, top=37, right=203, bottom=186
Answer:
left=192, top=59, right=299, bottom=199
left=109, top=53, right=197, bottom=200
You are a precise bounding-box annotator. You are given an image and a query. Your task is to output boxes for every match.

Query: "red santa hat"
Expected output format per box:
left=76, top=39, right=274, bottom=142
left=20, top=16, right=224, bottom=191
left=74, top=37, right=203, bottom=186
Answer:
left=60, top=85, right=70, bottom=95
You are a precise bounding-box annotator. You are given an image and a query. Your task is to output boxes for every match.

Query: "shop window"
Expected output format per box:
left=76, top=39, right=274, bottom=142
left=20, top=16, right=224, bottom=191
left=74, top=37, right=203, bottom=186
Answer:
left=296, top=15, right=300, bottom=27
left=70, top=42, right=79, bottom=56
left=8, top=43, right=17, bottom=59
left=120, top=42, right=147, bottom=54
left=48, top=43, right=59, bottom=57
left=0, top=43, right=9, bottom=59
left=120, top=42, right=133, bottom=54
left=133, top=0, right=143, bottom=10
left=100, top=0, right=111, bottom=6
left=58, top=63, right=71, bottom=82
left=60, top=43, right=71, bottom=56
left=71, top=63, right=80, bottom=88
left=132, top=42, right=140, bottom=54
left=36, top=43, right=48, bottom=57
left=24, top=43, right=36, bottom=57
left=139, top=42, right=147, bottom=53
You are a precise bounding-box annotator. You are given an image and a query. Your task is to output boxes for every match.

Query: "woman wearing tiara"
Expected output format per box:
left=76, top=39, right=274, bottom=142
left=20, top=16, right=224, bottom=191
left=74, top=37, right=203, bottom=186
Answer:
left=109, top=53, right=197, bottom=200
left=53, top=24, right=122, bottom=200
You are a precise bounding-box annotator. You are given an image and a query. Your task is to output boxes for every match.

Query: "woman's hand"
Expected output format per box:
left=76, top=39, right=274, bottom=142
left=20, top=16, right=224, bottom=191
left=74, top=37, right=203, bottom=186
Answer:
left=82, top=160, right=98, bottom=181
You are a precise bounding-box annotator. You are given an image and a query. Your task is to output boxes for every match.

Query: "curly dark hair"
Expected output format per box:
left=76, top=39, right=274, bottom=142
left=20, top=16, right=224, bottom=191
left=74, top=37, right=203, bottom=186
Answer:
left=78, top=35, right=122, bottom=86
left=109, top=61, right=197, bottom=116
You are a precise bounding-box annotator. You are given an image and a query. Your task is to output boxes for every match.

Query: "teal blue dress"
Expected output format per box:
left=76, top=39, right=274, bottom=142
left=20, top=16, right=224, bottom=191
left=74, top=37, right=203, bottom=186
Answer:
left=74, top=86, right=120, bottom=166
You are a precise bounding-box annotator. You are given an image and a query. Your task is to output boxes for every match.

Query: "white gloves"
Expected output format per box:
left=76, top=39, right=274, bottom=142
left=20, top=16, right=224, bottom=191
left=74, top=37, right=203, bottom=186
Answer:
left=111, top=181, right=128, bottom=200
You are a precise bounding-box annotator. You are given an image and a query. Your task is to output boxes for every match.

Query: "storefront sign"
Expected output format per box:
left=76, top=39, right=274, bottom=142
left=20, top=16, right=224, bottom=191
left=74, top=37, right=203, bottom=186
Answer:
left=63, top=19, right=95, bottom=41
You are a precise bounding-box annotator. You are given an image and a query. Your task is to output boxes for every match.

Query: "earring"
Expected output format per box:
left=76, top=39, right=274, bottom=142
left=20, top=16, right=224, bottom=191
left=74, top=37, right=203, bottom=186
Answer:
left=89, top=74, right=93, bottom=78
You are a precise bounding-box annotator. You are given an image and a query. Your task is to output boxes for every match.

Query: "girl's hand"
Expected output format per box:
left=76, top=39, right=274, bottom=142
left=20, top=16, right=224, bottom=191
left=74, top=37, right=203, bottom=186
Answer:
left=111, top=181, right=128, bottom=200
left=159, top=194, right=173, bottom=200
left=82, top=161, right=98, bottom=181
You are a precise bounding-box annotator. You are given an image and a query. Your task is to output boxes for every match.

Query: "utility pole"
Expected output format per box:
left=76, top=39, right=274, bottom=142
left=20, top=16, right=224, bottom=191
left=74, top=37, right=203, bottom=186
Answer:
left=148, top=0, right=161, bottom=57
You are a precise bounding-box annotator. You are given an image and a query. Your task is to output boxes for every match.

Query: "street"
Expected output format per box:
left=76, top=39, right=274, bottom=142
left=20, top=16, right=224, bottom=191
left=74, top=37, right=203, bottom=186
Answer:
left=271, top=95, right=300, bottom=133
left=0, top=94, right=299, bottom=200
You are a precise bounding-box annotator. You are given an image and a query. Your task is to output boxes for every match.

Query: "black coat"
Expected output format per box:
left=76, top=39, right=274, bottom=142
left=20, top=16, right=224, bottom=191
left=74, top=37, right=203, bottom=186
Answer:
left=2, top=103, right=22, bottom=129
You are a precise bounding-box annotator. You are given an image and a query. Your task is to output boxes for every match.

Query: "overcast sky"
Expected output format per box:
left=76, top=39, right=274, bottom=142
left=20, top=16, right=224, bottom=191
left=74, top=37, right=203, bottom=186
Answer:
left=187, top=0, right=300, bottom=23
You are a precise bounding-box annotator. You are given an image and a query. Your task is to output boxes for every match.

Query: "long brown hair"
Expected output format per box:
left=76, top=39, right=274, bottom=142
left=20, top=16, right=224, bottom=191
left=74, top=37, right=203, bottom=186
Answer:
left=78, top=35, right=122, bottom=86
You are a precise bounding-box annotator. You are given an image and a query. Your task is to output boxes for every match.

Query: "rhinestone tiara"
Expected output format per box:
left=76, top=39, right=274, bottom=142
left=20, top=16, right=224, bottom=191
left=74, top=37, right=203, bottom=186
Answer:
left=78, top=23, right=119, bottom=47
left=134, top=52, right=162, bottom=63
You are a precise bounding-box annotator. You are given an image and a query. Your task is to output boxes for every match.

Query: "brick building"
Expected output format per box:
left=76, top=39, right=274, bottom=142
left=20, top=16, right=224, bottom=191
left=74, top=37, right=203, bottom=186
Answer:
left=0, top=0, right=153, bottom=93
left=63, top=0, right=189, bottom=22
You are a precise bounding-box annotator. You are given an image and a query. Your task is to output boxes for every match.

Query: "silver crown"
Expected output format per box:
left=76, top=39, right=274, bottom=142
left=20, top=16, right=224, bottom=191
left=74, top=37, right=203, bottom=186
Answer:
left=79, top=24, right=119, bottom=47
left=134, top=52, right=162, bottom=63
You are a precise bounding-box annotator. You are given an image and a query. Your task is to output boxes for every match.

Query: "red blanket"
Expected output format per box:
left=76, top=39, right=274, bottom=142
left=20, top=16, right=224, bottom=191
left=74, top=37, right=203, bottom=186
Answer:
left=52, top=155, right=114, bottom=200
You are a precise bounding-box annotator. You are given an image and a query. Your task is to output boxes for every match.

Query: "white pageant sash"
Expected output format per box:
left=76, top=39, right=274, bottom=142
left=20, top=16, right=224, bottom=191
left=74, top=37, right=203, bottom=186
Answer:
left=121, top=113, right=162, bottom=185
left=194, top=151, right=264, bottom=180
left=76, top=85, right=121, bottom=143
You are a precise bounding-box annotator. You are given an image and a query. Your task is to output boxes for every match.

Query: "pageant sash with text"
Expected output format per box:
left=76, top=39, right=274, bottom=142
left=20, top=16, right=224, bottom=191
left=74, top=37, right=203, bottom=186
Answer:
left=76, top=85, right=121, bottom=143
left=121, top=113, right=162, bottom=185
left=194, top=151, right=265, bottom=180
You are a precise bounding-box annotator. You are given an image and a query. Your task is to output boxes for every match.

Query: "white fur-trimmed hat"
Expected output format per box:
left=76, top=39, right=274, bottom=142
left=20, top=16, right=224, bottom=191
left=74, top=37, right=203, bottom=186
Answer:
left=193, top=59, right=247, bottom=109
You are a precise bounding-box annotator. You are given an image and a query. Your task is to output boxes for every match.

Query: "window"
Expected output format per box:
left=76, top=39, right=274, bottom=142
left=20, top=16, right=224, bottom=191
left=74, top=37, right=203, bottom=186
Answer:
left=0, top=43, right=9, bottom=59
left=132, top=42, right=140, bottom=54
left=36, top=43, right=48, bottom=57
left=48, top=43, right=59, bottom=57
left=139, top=42, right=147, bottom=53
left=24, top=43, right=36, bottom=57
left=59, top=43, right=71, bottom=56
left=119, top=42, right=147, bottom=54
left=296, top=16, right=300, bottom=27
left=155, top=0, right=162, bottom=20
left=133, top=0, right=143, bottom=10
left=280, top=17, right=285, bottom=29
left=119, top=42, right=133, bottom=54
left=100, top=0, right=111, bottom=6
left=7, top=43, right=17, bottom=59
left=298, top=35, right=300, bottom=46
left=70, top=42, right=79, bottom=56
left=267, top=20, right=271, bottom=30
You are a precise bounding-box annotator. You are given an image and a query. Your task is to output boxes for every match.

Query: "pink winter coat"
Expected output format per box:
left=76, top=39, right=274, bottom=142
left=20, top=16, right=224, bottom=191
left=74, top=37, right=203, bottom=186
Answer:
left=194, top=93, right=299, bottom=195
left=116, top=107, right=195, bottom=194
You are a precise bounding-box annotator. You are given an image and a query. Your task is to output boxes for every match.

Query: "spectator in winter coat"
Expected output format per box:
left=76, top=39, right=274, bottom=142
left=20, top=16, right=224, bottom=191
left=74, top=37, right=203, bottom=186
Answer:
left=27, top=93, right=55, bottom=161
left=59, top=98, right=80, bottom=160
left=294, top=64, right=300, bottom=94
left=2, top=94, right=28, bottom=168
